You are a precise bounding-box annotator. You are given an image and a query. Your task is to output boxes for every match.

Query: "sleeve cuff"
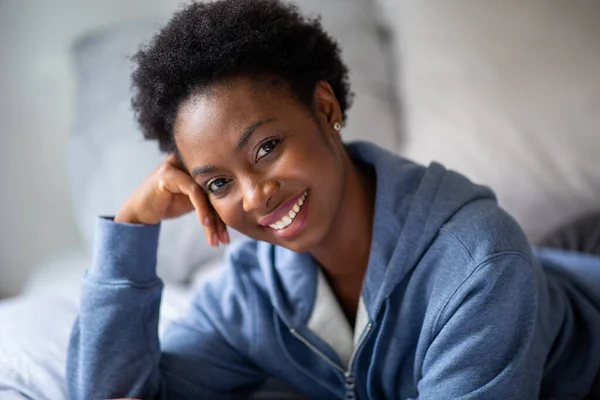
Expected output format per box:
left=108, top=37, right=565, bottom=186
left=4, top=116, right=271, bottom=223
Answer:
left=88, top=216, right=161, bottom=284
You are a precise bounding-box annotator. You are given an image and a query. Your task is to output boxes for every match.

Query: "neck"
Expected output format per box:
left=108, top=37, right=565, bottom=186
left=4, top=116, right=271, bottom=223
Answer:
left=310, top=151, right=376, bottom=282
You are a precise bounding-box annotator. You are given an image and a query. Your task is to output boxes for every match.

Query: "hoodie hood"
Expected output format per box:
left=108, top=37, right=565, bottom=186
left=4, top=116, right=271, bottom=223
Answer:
left=257, top=141, right=495, bottom=327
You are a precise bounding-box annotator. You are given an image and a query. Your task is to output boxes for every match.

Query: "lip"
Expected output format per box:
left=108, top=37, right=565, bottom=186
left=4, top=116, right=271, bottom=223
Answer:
left=258, top=191, right=306, bottom=227
left=268, top=192, right=309, bottom=240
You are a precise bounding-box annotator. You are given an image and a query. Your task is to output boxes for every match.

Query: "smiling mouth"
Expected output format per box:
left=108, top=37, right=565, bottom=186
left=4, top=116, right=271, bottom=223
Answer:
left=269, top=191, right=308, bottom=230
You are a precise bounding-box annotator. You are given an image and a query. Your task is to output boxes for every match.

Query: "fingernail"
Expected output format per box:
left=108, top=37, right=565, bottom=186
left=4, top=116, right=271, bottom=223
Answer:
left=212, top=233, right=219, bottom=247
left=203, top=216, right=210, bottom=226
left=222, top=231, right=230, bottom=244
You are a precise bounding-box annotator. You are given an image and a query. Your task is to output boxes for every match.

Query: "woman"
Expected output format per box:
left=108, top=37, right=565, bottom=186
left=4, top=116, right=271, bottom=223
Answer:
left=66, top=0, right=600, bottom=398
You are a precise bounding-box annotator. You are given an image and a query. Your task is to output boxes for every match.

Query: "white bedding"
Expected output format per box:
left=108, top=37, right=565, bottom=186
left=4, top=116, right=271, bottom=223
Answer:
left=0, top=293, right=78, bottom=399
left=0, top=253, right=220, bottom=400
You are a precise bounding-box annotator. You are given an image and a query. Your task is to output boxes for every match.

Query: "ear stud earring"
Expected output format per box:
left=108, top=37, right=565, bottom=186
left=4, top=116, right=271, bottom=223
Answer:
left=333, top=122, right=341, bottom=132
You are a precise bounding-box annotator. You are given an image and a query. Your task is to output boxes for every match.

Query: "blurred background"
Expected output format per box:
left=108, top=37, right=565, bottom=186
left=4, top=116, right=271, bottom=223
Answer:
left=1, top=0, right=599, bottom=300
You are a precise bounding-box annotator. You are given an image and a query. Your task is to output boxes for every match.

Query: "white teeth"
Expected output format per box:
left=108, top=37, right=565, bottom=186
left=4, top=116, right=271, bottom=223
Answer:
left=269, top=191, right=308, bottom=230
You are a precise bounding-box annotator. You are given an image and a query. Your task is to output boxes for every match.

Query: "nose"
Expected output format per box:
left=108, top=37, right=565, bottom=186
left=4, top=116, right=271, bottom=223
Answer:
left=241, top=177, right=279, bottom=214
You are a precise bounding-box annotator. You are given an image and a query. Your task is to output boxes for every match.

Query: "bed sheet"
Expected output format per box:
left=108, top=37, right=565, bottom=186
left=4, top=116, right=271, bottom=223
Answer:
left=0, top=254, right=217, bottom=400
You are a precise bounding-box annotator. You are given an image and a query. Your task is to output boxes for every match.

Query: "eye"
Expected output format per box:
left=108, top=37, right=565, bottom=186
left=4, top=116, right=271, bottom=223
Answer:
left=207, top=178, right=231, bottom=194
left=255, top=139, right=280, bottom=162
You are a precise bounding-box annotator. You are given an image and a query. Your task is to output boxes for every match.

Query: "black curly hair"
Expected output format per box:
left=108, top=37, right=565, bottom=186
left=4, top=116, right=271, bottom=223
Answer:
left=131, top=0, right=353, bottom=154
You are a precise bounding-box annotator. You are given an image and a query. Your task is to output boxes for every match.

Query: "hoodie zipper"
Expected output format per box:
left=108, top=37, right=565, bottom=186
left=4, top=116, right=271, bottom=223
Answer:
left=289, top=322, right=373, bottom=400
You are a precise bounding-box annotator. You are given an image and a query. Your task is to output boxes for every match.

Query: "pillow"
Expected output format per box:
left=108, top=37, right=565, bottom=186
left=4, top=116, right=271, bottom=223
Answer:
left=68, top=1, right=398, bottom=283
left=375, top=0, right=600, bottom=241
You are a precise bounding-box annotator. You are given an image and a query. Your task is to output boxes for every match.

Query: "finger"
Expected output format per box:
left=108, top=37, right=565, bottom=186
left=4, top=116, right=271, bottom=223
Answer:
left=158, top=162, right=224, bottom=246
left=205, top=201, right=225, bottom=246
left=204, top=223, right=218, bottom=247
left=161, top=155, right=213, bottom=227
left=158, top=167, right=211, bottom=224
left=165, top=152, right=178, bottom=163
left=164, top=152, right=185, bottom=170
left=164, top=159, right=215, bottom=227
left=196, top=197, right=217, bottom=247
left=203, top=198, right=227, bottom=244
left=215, top=215, right=229, bottom=244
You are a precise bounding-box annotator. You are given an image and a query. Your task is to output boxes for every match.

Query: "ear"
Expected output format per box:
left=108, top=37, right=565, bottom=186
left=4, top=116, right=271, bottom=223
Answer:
left=313, top=81, right=343, bottom=134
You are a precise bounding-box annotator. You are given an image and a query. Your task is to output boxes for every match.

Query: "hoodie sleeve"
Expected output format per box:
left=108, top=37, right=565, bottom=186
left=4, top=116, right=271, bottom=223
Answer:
left=416, top=252, right=544, bottom=400
left=66, top=217, right=266, bottom=399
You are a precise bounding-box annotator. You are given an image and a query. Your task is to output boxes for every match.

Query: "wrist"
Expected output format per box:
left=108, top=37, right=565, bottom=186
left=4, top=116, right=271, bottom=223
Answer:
left=114, top=207, right=143, bottom=225
left=89, top=217, right=161, bottom=283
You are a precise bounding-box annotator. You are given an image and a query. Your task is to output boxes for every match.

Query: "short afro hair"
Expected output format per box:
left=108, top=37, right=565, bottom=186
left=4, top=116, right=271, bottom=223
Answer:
left=131, top=0, right=353, bottom=153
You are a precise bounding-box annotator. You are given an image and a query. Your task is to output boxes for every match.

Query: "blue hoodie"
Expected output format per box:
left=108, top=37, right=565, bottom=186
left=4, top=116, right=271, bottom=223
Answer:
left=67, top=142, right=600, bottom=399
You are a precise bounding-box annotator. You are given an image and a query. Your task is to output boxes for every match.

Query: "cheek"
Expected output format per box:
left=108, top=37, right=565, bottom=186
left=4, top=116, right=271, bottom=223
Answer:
left=212, top=197, right=263, bottom=237
left=211, top=200, right=242, bottom=229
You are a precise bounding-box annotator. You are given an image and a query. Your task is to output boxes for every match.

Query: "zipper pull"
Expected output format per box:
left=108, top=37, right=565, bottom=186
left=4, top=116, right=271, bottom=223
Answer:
left=344, top=371, right=356, bottom=400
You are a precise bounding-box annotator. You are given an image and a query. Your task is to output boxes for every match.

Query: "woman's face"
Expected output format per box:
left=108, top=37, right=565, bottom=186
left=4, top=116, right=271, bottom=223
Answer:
left=174, top=78, right=347, bottom=253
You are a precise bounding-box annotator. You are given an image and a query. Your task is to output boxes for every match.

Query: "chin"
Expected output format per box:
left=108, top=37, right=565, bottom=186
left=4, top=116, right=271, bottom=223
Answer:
left=247, top=225, right=316, bottom=253
left=277, top=239, right=312, bottom=253
left=278, top=225, right=329, bottom=253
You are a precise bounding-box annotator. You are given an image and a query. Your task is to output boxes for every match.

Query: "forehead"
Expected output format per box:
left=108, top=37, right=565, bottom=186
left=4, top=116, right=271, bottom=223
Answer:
left=174, top=79, right=294, bottom=150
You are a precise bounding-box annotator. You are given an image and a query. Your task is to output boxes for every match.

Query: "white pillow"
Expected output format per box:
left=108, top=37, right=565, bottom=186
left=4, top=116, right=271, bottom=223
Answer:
left=68, top=2, right=399, bottom=283
left=376, top=0, right=600, bottom=241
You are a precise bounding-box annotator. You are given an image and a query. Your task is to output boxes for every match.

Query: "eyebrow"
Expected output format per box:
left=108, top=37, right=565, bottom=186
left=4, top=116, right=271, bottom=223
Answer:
left=191, top=165, right=217, bottom=178
left=236, top=118, right=276, bottom=151
left=191, top=118, right=276, bottom=179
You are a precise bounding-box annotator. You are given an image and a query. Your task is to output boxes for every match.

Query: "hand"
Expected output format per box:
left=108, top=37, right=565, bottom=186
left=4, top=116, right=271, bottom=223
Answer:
left=114, top=153, right=229, bottom=246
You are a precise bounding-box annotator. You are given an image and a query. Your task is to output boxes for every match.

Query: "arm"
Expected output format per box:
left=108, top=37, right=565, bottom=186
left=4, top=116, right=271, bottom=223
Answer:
left=416, top=253, right=545, bottom=400
left=66, top=218, right=265, bottom=399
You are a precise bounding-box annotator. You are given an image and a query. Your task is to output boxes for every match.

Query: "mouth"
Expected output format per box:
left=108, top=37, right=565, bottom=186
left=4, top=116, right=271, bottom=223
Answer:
left=259, top=190, right=309, bottom=240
